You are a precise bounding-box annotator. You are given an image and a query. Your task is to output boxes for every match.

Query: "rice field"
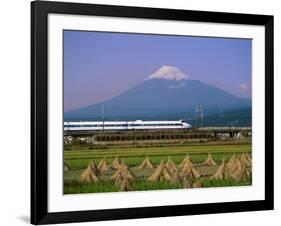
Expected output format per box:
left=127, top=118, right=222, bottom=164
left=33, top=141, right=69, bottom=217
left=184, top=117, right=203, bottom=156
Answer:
left=64, top=143, right=252, bottom=194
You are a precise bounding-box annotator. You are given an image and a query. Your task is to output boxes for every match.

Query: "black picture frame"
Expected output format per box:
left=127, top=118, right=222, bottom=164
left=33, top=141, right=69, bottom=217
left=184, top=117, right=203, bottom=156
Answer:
left=31, top=0, right=274, bottom=224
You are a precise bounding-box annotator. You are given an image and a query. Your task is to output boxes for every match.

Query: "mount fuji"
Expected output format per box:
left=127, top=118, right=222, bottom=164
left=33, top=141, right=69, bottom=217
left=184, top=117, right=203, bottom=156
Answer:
left=65, top=66, right=251, bottom=121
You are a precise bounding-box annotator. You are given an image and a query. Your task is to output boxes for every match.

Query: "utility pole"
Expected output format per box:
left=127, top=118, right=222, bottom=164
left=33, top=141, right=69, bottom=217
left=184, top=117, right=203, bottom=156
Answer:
left=201, top=105, right=204, bottom=128
left=194, top=108, right=197, bottom=128
left=102, top=104, right=105, bottom=133
left=195, top=105, right=204, bottom=128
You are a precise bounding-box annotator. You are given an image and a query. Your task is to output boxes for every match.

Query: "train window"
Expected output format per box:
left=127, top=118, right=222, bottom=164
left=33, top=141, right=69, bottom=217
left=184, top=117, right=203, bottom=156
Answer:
left=65, top=122, right=185, bottom=128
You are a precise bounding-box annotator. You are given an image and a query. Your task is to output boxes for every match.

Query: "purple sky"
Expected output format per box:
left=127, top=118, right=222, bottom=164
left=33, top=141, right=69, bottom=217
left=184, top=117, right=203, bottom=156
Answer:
left=64, top=30, right=252, bottom=112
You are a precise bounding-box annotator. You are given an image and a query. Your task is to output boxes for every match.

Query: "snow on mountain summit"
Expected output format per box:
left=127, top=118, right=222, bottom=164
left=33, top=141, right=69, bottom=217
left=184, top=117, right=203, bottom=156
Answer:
left=147, top=66, right=189, bottom=81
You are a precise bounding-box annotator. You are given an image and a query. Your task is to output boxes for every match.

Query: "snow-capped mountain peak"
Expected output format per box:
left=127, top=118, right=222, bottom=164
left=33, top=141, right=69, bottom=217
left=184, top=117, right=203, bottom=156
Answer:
left=147, top=66, right=189, bottom=81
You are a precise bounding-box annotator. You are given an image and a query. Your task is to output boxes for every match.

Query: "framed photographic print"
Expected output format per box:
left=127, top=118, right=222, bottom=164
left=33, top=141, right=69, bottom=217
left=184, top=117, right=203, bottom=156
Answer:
left=31, top=0, right=274, bottom=224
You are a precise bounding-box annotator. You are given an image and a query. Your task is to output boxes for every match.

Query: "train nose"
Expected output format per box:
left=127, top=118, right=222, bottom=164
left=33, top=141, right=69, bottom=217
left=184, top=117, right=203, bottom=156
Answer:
left=183, top=123, right=191, bottom=128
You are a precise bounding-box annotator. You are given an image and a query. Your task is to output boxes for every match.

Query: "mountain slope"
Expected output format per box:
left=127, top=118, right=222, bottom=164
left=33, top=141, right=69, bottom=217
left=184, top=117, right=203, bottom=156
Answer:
left=65, top=66, right=251, bottom=120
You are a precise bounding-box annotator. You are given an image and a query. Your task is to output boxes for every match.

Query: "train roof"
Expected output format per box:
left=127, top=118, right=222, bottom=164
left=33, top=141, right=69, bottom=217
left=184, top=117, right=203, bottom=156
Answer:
left=64, top=120, right=186, bottom=125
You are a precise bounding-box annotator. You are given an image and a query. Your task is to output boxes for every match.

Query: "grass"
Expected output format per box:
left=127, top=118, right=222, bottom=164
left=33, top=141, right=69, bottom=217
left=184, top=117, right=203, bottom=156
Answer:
left=64, top=144, right=251, bottom=169
left=64, top=178, right=251, bottom=194
left=64, top=143, right=252, bottom=194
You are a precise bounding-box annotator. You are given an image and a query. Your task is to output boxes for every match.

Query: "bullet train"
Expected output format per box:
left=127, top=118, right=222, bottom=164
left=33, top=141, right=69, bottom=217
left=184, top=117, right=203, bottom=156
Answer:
left=64, top=120, right=192, bottom=131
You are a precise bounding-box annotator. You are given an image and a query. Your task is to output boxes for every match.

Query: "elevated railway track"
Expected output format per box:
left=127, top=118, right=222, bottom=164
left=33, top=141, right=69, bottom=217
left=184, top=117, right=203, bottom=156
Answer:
left=64, top=127, right=252, bottom=143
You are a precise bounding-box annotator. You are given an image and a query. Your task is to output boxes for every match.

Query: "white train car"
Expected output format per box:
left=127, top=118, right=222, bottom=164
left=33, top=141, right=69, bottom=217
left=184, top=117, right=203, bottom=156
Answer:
left=64, top=120, right=192, bottom=131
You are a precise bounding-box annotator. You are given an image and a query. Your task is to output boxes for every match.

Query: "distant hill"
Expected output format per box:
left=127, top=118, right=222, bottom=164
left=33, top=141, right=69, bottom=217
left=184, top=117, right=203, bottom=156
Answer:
left=65, top=66, right=251, bottom=124
left=192, top=107, right=252, bottom=127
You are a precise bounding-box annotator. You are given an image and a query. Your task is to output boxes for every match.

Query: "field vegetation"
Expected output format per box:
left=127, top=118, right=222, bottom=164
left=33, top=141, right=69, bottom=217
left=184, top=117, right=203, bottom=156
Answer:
left=64, top=143, right=252, bottom=194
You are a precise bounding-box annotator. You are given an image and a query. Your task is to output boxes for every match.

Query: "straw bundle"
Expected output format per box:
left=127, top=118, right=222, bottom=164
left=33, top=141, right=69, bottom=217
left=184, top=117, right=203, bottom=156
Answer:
left=180, top=159, right=200, bottom=179
left=111, top=162, right=134, bottom=191
left=148, top=160, right=172, bottom=182
left=138, top=156, right=154, bottom=169
left=229, top=157, right=245, bottom=175
left=98, top=157, right=109, bottom=173
left=226, top=154, right=238, bottom=173
left=111, top=162, right=134, bottom=185
left=239, top=153, right=251, bottom=168
left=111, top=156, right=122, bottom=170
left=119, top=179, right=133, bottom=191
left=245, top=153, right=252, bottom=163
left=80, top=162, right=100, bottom=183
left=170, top=170, right=180, bottom=184
left=192, top=180, right=204, bottom=188
left=203, top=153, right=217, bottom=166
left=211, top=159, right=230, bottom=180
left=230, top=157, right=249, bottom=182
left=166, top=156, right=177, bottom=174
left=179, top=154, right=191, bottom=168
left=182, top=177, right=191, bottom=188
left=64, top=161, right=70, bottom=171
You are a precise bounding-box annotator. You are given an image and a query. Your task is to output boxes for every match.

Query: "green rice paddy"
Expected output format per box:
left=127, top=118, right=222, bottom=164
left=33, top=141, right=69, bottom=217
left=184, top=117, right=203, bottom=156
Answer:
left=64, top=143, right=252, bottom=194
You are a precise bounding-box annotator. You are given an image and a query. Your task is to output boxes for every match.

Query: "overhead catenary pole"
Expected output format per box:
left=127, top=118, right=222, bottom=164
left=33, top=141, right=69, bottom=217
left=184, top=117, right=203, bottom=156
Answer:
left=200, top=105, right=204, bottom=128
left=102, top=104, right=105, bottom=133
left=195, top=105, right=204, bottom=128
left=194, top=107, right=197, bottom=128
